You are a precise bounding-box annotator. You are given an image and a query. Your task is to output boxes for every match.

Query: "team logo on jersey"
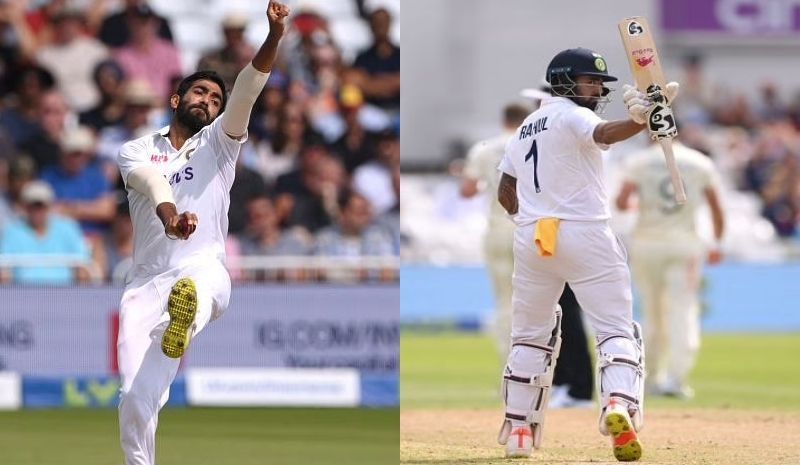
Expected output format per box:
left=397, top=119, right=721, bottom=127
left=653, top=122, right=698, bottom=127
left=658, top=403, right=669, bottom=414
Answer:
left=628, top=20, right=644, bottom=36
left=150, top=154, right=169, bottom=163
left=594, top=57, right=607, bottom=71
left=635, top=55, right=654, bottom=67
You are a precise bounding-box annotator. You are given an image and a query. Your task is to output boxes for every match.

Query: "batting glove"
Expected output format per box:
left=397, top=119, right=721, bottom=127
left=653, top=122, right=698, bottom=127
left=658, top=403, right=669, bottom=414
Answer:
left=663, top=81, right=680, bottom=105
left=623, top=84, right=651, bottom=125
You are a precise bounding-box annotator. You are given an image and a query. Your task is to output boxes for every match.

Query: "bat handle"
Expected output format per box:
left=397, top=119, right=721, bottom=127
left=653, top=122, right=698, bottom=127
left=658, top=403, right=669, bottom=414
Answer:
left=659, top=138, right=687, bottom=204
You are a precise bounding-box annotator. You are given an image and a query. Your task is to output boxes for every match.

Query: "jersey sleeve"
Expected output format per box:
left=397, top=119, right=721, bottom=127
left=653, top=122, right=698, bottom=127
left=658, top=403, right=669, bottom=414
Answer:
left=564, top=107, right=609, bottom=151
left=208, top=114, right=248, bottom=166
left=117, top=138, right=149, bottom=187
left=497, top=137, right=517, bottom=177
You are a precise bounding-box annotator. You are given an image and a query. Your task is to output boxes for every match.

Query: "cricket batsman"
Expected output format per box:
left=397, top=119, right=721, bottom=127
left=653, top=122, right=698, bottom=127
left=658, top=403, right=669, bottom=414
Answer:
left=115, top=3, right=289, bottom=464
left=495, top=47, right=679, bottom=461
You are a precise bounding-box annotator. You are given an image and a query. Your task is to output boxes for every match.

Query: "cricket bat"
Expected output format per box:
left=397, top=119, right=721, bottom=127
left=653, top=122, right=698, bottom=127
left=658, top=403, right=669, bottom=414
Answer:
left=618, top=16, right=686, bottom=204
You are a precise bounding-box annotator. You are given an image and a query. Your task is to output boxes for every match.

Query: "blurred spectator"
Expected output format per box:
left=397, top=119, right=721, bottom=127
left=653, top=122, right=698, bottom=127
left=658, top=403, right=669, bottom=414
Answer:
left=1, top=65, right=55, bottom=147
left=228, top=157, right=268, bottom=235
left=102, top=198, right=133, bottom=284
left=282, top=8, right=331, bottom=91
left=275, top=145, right=346, bottom=233
left=674, top=52, right=714, bottom=126
left=240, top=196, right=314, bottom=256
left=19, top=89, right=70, bottom=172
left=196, top=13, right=255, bottom=90
left=250, top=102, right=322, bottom=184
left=239, top=195, right=313, bottom=281
left=348, top=8, right=399, bottom=113
left=760, top=153, right=800, bottom=237
left=331, top=90, right=379, bottom=173
left=353, top=129, right=399, bottom=216
left=79, top=60, right=127, bottom=131
left=97, top=0, right=173, bottom=48
left=0, top=180, right=90, bottom=284
left=35, top=7, right=108, bottom=112
left=23, top=0, right=67, bottom=46
left=112, top=4, right=181, bottom=101
left=96, top=79, right=158, bottom=182
left=40, top=125, right=115, bottom=235
left=315, top=189, right=396, bottom=280
left=755, top=82, right=788, bottom=123
left=0, top=0, right=36, bottom=97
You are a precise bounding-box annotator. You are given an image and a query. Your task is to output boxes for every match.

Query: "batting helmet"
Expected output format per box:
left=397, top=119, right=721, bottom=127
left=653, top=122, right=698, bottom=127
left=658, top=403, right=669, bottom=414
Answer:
left=545, top=48, right=618, bottom=84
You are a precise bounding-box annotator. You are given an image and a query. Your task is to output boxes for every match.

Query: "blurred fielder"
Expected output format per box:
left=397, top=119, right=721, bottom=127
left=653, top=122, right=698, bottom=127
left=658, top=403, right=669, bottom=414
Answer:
left=616, top=139, right=725, bottom=399
left=115, top=3, right=289, bottom=464
left=460, top=103, right=530, bottom=361
left=495, top=47, right=679, bottom=462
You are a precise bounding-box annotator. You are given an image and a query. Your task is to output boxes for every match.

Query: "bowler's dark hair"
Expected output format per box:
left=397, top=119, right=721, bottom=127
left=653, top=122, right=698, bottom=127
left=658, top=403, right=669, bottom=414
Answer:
left=175, top=70, right=228, bottom=112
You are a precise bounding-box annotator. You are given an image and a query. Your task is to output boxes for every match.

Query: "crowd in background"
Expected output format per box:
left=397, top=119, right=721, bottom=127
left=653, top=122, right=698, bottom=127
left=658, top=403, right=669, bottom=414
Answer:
left=0, top=0, right=400, bottom=284
left=672, top=53, right=800, bottom=240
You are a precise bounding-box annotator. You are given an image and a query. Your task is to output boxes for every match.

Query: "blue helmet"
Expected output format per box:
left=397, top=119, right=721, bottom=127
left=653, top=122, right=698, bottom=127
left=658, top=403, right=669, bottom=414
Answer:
left=546, top=48, right=618, bottom=85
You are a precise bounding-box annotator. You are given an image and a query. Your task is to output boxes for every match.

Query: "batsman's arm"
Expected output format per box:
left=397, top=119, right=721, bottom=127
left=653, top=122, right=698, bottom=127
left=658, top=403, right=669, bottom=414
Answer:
left=222, top=1, right=290, bottom=139
left=593, top=119, right=647, bottom=146
left=498, top=173, right=518, bottom=215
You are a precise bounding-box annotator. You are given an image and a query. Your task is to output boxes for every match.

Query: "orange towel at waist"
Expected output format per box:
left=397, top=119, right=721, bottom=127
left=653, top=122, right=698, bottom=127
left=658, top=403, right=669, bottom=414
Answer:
left=534, top=218, right=560, bottom=257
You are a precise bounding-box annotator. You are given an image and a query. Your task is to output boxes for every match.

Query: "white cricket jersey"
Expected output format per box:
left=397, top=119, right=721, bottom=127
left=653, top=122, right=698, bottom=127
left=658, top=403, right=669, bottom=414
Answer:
left=463, top=131, right=515, bottom=230
left=623, top=142, right=721, bottom=240
left=498, top=96, right=610, bottom=225
left=118, top=116, right=246, bottom=278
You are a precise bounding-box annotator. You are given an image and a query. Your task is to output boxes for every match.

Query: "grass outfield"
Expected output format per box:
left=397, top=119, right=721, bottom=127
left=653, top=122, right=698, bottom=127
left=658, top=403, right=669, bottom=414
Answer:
left=401, top=332, right=800, bottom=410
left=401, top=332, right=800, bottom=464
left=0, top=407, right=398, bottom=465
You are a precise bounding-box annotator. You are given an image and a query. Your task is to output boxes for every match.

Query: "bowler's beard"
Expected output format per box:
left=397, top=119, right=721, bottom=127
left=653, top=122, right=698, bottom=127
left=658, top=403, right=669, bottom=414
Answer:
left=175, top=99, right=211, bottom=135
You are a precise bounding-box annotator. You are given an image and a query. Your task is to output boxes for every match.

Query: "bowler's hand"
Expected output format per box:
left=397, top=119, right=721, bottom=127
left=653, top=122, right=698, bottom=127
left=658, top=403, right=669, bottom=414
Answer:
left=163, top=210, right=198, bottom=240
left=267, top=1, right=290, bottom=37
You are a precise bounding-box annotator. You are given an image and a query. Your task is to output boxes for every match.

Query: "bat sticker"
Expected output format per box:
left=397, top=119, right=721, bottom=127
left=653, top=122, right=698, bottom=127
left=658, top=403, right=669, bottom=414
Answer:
left=628, top=21, right=644, bottom=36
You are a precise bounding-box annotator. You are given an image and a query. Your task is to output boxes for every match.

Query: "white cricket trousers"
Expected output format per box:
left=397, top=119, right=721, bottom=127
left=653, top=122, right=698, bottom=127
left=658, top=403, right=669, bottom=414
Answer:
left=118, top=257, right=231, bottom=465
left=630, top=237, right=703, bottom=391
left=510, top=220, right=641, bottom=412
left=511, top=220, right=635, bottom=344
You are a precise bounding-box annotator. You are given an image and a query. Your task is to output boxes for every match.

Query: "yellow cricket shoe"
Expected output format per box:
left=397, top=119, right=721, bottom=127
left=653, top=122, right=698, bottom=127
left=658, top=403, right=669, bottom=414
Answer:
left=604, top=400, right=642, bottom=462
left=161, top=278, right=197, bottom=358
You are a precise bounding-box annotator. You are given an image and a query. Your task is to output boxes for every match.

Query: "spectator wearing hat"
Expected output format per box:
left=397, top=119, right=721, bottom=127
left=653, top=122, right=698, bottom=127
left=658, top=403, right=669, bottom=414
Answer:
left=0, top=180, right=90, bottom=285
left=196, top=13, right=255, bottom=90
left=97, top=0, right=173, bottom=48
left=40, top=125, right=115, bottom=236
left=331, top=86, right=380, bottom=173
left=79, top=60, right=128, bottom=131
left=112, top=4, right=181, bottom=101
left=348, top=8, right=399, bottom=113
left=96, top=79, right=158, bottom=182
left=35, top=7, right=109, bottom=112
left=19, top=89, right=71, bottom=172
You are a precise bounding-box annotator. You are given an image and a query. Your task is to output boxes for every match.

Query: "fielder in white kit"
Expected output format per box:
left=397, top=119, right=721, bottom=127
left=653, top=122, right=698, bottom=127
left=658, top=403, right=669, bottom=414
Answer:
left=115, top=3, right=289, bottom=464
left=495, top=47, right=679, bottom=462
left=616, top=140, right=725, bottom=399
